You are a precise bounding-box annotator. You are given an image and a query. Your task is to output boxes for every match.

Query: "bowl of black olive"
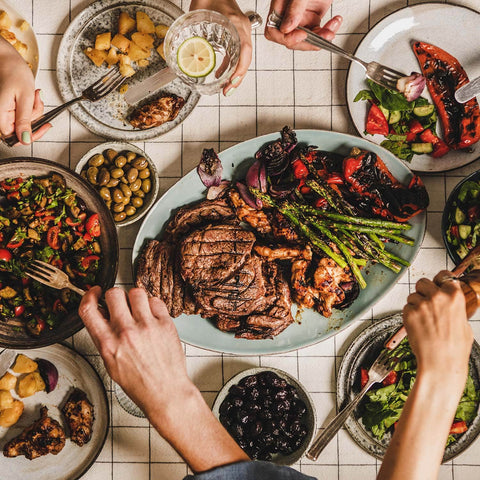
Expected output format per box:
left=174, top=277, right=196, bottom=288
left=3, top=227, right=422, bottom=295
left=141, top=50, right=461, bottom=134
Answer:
left=212, top=367, right=316, bottom=465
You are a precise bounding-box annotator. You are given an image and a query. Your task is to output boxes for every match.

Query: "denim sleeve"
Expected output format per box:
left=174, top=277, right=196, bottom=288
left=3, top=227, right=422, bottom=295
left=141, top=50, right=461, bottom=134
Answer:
left=183, top=461, right=316, bottom=480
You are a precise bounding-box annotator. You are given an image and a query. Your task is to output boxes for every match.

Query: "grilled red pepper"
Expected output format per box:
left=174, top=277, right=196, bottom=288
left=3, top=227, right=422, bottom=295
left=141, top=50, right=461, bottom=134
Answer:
left=449, top=421, right=468, bottom=435
left=413, top=41, right=480, bottom=150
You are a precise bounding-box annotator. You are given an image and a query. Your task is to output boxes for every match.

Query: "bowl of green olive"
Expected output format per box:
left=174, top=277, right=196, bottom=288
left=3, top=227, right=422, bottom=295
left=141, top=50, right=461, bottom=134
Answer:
left=75, top=142, right=159, bottom=226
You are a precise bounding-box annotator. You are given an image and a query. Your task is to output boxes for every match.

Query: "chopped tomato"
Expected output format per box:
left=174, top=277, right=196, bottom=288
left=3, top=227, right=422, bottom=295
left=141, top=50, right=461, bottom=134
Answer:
left=382, top=370, right=398, bottom=386
left=314, top=198, right=328, bottom=209
left=419, top=128, right=437, bottom=143
left=6, top=191, right=21, bottom=200
left=300, top=185, right=311, bottom=194
left=405, top=131, right=417, bottom=142
left=0, top=232, right=3, bottom=242
left=468, top=205, right=480, bottom=222
left=361, top=367, right=369, bottom=388
left=366, top=104, right=389, bottom=136
left=47, top=226, right=61, bottom=250
left=432, top=138, right=450, bottom=158
left=6, top=239, right=24, bottom=249
left=83, top=233, right=93, bottom=242
left=292, top=160, right=309, bottom=180
left=50, top=258, right=64, bottom=269
left=28, top=317, right=46, bottom=336
left=0, top=249, right=12, bottom=262
left=450, top=225, right=459, bottom=239
left=21, top=277, right=30, bottom=286
left=85, top=214, right=101, bottom=237
left=450, top=421, right=468, bottom=434
left=14, top=305, right=25, bottom=317
left=409, top=119, right=424, bottom=134
left=81, top=255, right=100, bottom=270
left=0, top=177, right=22, bottom=191
left=65, top=216, right=82, bottom=227
left=53, top=299, right=67, bottom=314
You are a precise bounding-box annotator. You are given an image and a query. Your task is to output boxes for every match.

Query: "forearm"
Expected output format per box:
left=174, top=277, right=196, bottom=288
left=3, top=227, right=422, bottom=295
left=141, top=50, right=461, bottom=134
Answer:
left=144, top=380, right=249, bottom=473
left=378, top=371, right=465, bottom=480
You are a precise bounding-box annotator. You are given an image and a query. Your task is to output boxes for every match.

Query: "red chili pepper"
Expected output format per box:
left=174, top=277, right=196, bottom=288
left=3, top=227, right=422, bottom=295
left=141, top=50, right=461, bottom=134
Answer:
left=14, top=305, right=25, bottom=317
left=413, top=41, right=480, bottom=150
left=47, top=226, right=61, bottom=250
left=360, top=368, right=369, bottom=388
left=85, top=213, right=101, bottom=237
left=382, top=371, right=398, bottom=386
left=6, top=239, right=24, bottom=249
left=81, top=255, right=100, bottom=270
left=326, top=174, right=344, bottom=185
left=449, top=421, right=468, bottom=435
left=291, top=159, right=309, bottom=180
left=365, top=103, right=389, bottom=136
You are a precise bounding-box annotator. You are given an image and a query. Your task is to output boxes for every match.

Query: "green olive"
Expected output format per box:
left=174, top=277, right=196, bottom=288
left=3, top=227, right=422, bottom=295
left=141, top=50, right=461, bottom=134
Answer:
left=88, top=153, right=105, bottom=167
left=86, top=166, right=99, bottom=185
left=112, top=203, right=125, bottom=213
left=106, top=178, right=120, bottom=188
left=99, top=187, right=111, bottom=201
left=126, top=151, right=137, bottom=162
left=122, top=196, right=131, bottom=205
left=125, top=205, right=137, bottom=216
left=105, top=200, right=112, bottom=210
left=97, top=168, right=111, bottom=186
left=115, top=155, right=127, bottom=168
left=138, top=168, right=151, bottom=179
left=134, top=189, right=145, bottom=198
left=120, top=184, right=132, bottom=197
left=112, top=168, right=126, bottom=179
left=126, top=167, right=139, bottom=183
left=112, top=188, right=125, bottom=203
left=141, top=178, right=151, bottom=193
left=131, top=196, right=144, bottom=208
left=105, top=149, right=118, bottom=161
left=130, top=178, right=142, bottom=192
left=114, top=212, right=127, bottom=222
left=80, top=170, right=87, bottom=179
left=132, top=157, right=148, bottom=170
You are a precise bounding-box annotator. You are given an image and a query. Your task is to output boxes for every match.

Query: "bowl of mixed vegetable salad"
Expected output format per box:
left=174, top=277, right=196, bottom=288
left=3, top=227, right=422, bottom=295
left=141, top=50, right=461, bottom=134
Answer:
left=337, top=314, right=480, bottom=461
left=0, top=158, right=118, bottom=348
left=443, top=171, right=480, bottom=264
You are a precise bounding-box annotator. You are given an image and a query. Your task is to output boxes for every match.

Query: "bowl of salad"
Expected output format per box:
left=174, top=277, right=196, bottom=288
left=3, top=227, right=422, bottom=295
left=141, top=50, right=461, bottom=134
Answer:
left=0, top=158, right=118, bottom=348
left=337, top=314, right=480, bottom=461
left=443, top=171, right=480, bottom=264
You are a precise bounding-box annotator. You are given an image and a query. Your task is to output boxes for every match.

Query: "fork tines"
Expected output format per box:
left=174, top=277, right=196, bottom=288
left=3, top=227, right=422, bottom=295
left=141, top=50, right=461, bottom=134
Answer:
left=85, top=67, right=127, bottom=99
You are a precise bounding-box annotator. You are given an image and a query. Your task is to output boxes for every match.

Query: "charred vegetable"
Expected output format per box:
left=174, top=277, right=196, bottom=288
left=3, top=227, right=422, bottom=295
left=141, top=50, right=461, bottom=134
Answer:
left=198, top=148, right=223, bottom=188
left=413, top=41, right=480, bottom=150
left=37, top=359, right=59, bottom=393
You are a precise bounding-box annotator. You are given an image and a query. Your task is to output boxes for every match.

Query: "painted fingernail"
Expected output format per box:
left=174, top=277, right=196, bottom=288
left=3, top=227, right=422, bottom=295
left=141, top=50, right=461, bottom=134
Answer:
left=21, top=131, right=31, bottom=144
left=39, top=89, right=44, bottom=101
left=225, top=87, right=236, bottom=97
left=231, top=76, right=241, bottom=86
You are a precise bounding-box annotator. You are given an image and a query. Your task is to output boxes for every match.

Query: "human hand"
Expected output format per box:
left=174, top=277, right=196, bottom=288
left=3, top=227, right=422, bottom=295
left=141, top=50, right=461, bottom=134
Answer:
left=189, top=0, right=252, bottom=95
left=79, top=286, right=195, bottom=417
left=265, top=0, right=342, bottom=50
left=403, top=271, right=473, bottom=390
left=0, top=38, right=50, bottom=145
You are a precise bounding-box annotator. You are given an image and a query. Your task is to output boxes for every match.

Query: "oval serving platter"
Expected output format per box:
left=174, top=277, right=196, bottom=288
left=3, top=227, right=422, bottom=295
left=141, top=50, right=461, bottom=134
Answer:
left=132, top=130, right=426, bottom=355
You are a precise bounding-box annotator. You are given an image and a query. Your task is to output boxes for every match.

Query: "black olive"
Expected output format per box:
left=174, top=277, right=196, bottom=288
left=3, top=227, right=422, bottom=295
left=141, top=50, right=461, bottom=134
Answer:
left=233, top=423, right=244, bottom=438
left=239, top=375, right=258, bottom=388
left=276, top=399, right=291, bottom=414
left=229, top=384, right=245, bottom=397
left=292, top=399, right=307, bottom=416
left=245, top=401, right=261, bottom=413
left=271, top=377, right=288, bottom=389
left=219, top=400, right=233, bottom=417
left=231, top=396, right=244, bottom=408
left=249, top=420, right=263, bottom=437
left=275, top=389, right=289, bottom=401
left=248, top=386, right=260, bottom=401
left=260, top=409, right=273, bottom=421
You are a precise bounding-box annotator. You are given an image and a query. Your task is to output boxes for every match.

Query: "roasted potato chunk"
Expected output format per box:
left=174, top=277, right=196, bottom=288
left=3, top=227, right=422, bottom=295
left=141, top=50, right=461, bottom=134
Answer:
left=0, top=390, right=14, bottom=410
left=118, top=11, right=136, bottom=35
left=128, top=41, right=150, bottom=62
left=119, top=63, right=135, bottom=78
left=12, top=354, right=38, bottom=374
left=0, top=372, right=16, bottom=390
left=131, top=32, right=154, bottom=50
left=95, top=32, right=111, bottom=51
left=0, top=11, right=12, bottom=29
left=0, top=400, right=23, bottom=428
left=156, top=42, right=165, bottom=61
left=106, top=47, right=119, bottom=65
left=155, top=24, right=169, bottom=39
left=111, top=33, right=130, bottom=53
left=17, top=372, right=45, bottom=398
left=136, top=11, right=155, bottom=34
left=84, top=47, right=107, bottom=67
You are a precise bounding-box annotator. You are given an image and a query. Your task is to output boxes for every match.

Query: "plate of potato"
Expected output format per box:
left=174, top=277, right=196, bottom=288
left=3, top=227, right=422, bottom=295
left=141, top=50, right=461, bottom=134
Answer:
left=0, top=0, right=39, bottom=76
left=56, top=0, right=200, bottom=141
left=0, top=345, right=109, bottom=480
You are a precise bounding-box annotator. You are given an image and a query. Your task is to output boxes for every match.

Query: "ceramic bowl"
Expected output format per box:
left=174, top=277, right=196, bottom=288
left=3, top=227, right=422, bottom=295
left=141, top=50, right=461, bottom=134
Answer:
left=75, top=142, right=159, bottom=227
left=212, top=367, right=316, bottom=465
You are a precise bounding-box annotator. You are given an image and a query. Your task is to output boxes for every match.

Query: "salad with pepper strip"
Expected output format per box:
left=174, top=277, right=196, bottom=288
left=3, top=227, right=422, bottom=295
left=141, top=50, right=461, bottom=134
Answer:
left=0, top=174, right=102, bottom=336
left=358, top=338, right=480, bottom=446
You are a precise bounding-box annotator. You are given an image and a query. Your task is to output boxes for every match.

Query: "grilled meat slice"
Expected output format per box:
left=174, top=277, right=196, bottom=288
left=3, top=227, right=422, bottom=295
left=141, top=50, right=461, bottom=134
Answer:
left=228, top=189, right=272, bottom=234
left=215, top=315, right=242, bottom=332
left=129, top=95, right=185, bottom=129
left=165, top=198, right=237, bottom=240
left=3, top=406, right=65, bottom=460
left=135, top=239, right=163, bottom=298
left=180, top=224, right=256, bottom=287
left=62, top=388, right=94, bottom=447
left=270, top=210, right=299, bottom=243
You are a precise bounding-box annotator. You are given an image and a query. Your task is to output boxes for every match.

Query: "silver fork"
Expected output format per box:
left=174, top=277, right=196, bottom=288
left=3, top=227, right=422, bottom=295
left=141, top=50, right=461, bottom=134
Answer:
left=267, top=11, right=405, bottom=91
left=306, top=347, right=400, bottom=461
left=2, top=67, right=127, bottom=147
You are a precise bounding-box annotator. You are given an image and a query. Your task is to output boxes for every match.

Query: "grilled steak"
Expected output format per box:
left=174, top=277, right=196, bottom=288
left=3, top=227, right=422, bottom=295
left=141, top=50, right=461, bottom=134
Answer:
left=180, top=224, right=256, bottom=287
left=3, top=406, right=66, bottom=460
left=135, top=239, right=163, bottom=298
left=129, top=95, right=185, bottom=129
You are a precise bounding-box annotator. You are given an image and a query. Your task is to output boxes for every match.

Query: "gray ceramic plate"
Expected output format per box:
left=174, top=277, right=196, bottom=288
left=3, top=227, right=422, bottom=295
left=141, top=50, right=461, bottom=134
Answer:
left=0, top=344, right=109, bottom=479
left=0, top=158, right=118, bottom=348
left=132, top=129, right=426, bottom=355
left=337, top=314, right=480, bottom=461
left=212, top=367, right=316, bottom=466
left=56, top=0, right=200, bottom=141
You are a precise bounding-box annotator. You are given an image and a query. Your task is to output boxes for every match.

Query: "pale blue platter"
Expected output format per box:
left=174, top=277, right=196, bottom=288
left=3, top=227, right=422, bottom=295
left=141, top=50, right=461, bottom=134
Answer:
left=132, top=130, right=426, bottom=355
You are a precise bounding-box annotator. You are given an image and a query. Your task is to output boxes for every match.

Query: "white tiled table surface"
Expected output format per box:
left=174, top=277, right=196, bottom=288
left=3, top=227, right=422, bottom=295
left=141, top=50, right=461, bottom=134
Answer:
left=5, top=0, right=480, bottom=479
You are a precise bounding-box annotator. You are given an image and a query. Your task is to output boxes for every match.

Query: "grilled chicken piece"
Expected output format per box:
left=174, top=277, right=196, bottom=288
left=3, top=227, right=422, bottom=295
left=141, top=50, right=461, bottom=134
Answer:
left=129, top=95, right=185, bottom=129
left=3, top=406, right=66, bottom=460
left=62, top=388, right=94, bottom=446
left=270, top=210, right=299, bottom=243
left=228, top=189, right=272, bottom=234
left=254, top=244, right=308, bottom=260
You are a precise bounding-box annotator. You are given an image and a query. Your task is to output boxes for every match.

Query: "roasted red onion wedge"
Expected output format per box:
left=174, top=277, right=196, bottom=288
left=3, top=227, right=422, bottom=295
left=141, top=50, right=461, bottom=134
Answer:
left=198, top=148, right=223, bottom=187
left=396, top=73, right=426, bottom=101
left=236, top=181, right=261, bottom=209
left=37, top=358, right=58, bottom=393
left=245, top=159, right=267, bottom=193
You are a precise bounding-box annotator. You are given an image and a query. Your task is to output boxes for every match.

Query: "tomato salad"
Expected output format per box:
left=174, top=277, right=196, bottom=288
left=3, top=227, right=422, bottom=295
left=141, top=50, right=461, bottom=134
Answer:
left=0, top=174, right=102, bottom=336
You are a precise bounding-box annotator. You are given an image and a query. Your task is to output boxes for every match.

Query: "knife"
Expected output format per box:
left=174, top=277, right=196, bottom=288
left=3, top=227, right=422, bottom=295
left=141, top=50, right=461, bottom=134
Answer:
left=124, top=11, right=263, bottom=105
left=455, top=75, right=480, bottom=103
left=0, top=349, right=17, bottom=373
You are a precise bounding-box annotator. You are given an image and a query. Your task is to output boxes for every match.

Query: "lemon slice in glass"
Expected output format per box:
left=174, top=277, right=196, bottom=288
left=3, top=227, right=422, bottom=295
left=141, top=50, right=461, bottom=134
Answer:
left=177, top=36, right=216, bottom=78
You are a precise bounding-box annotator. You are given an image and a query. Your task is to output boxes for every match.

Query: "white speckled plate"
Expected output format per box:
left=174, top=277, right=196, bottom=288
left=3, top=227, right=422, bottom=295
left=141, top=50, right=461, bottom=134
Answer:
left=56, top=0, right=200, bottom=141
left=346, top=3, right=480, bottom=173
left=0, top=0, right=39, bottom=76
left=0, top=344, right=109, bottom=480
left=337, top=314, right=480, bottom=461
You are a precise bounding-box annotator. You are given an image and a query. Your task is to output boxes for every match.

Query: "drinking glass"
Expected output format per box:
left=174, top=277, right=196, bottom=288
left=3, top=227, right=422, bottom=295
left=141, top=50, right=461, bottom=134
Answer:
left=164, top=9, right=241, bottom=95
